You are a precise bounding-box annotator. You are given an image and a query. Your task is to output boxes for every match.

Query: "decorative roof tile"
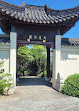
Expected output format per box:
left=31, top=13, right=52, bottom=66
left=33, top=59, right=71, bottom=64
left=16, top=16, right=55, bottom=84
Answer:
left=0, top=0, right=79, bottom=25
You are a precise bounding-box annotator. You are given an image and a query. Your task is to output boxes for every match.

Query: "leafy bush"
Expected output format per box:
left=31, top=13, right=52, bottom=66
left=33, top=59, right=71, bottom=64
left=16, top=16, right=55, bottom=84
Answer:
left=37, top=70, right=47, bottom=77
left=37, top=72, right=44, bottom=77
left=24, top=71, right=29, bottom=76
left=0, top=61, right=12, bottom=94
left=61, top=74, right=79, bottom=98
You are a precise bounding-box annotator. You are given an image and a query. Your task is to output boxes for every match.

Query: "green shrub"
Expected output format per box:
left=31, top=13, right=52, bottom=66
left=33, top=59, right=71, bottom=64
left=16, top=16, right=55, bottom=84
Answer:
left=0, top=61, right=12, bottom=94
left=37, top=70, right=47, bottom=77
left=24, top=71, right=29, bottom=76
left=37, top=72, right=44, bottom=77
left=61, top=74, right=79, bottom=98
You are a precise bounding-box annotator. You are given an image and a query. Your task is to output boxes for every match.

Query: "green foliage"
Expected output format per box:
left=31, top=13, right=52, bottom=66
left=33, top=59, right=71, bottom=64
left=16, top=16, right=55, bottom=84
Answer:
left=0, top=61, right=12, bottom=94
left=17, top=45, right=47, bottom=77
left=37, top=72, right=44, bottom=77
left=37, top=70, right=47, bottom=77
left=0, top=61, right=4, bottom=67
left=61, top=74, right=79, bottom=98
left=17, top=46, right=34, bottom=76
left=30, top=45, right=47, bottom=76
left=24, top=70, right=29, bottom=76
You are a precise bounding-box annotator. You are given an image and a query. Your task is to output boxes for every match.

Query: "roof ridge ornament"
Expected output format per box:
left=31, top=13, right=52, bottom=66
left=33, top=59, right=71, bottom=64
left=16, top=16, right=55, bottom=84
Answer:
left=45, top=4, right=51, bottom=11
left=45, top=4, right=49, bottom=12
left=22, top=1, right=25, bottom=6
left=45, top=4, right=49, bottom=8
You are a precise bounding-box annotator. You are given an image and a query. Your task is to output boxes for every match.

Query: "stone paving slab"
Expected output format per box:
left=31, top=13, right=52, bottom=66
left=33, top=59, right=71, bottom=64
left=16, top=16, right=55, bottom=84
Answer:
left=0, top=76, right=79, bottom=111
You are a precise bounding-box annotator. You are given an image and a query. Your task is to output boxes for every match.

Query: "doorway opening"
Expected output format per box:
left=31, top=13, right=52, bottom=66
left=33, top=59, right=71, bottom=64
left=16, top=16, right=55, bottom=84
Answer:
left=16, top=44, right=52, bottom=87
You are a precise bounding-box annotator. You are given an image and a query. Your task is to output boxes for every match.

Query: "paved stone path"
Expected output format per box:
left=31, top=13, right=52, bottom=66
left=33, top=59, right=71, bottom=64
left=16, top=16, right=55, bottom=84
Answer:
left=0, top=76, right=79, bottom=111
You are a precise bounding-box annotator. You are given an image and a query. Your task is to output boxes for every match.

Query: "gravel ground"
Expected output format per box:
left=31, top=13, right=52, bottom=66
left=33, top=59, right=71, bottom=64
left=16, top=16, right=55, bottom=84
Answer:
left=0, top=76, right=79, bottom=111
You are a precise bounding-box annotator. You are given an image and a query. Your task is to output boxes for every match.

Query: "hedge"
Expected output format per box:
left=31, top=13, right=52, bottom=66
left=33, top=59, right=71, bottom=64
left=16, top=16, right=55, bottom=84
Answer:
left=61, top=74, right=79, bottom=98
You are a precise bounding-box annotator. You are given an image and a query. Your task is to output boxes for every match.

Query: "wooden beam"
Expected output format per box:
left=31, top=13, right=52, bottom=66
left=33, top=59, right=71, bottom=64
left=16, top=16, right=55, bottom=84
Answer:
left=17, top=40, right=54, bottom=47
left=46, top=46, right=50, bottom=78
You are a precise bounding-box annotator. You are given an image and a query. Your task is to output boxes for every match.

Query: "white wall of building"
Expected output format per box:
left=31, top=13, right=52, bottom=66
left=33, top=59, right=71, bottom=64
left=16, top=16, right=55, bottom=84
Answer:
left=52, top=35, right=79, bottom=91
left=0, top=32, right=17, bottom=94
left=0, top=43, right=10, bottom=73
left=60, top=46, right=79, bottom=81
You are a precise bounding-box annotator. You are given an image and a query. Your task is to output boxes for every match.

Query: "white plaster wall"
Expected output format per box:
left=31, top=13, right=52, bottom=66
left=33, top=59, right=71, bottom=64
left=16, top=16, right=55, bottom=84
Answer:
left=0, top=43, right=10, bottom=73
left=60, top=46, right=79, bottom=81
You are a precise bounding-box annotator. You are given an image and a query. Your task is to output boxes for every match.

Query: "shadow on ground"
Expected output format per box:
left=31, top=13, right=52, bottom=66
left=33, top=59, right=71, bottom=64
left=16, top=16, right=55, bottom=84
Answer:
left=18, top=76, right=52, bottom=88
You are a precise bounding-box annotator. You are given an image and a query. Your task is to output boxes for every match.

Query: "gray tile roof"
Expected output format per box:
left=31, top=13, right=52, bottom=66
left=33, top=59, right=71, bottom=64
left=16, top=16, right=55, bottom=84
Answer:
left=0, top=1, right=79, bottom=25
left=0, top=34, right=10, bottom=43
left=61, top=38, right=79, bottom=47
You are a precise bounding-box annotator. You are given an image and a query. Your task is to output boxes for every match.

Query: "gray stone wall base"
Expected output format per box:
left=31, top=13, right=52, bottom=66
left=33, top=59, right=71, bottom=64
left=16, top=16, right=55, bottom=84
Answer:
left=56, top=80, right=64, bottom=92
left=8, top=86, right=15, bottom=95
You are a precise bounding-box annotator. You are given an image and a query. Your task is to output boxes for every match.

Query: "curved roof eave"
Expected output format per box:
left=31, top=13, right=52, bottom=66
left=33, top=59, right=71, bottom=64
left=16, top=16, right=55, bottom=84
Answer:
left=0, top=0, right=79, bottom=35
left=0, top=0, right=79, bottom=24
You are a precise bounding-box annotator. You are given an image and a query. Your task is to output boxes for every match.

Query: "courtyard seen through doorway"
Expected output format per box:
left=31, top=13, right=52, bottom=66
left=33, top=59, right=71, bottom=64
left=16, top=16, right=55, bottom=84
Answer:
left=16, top=44, right=52, bottom=88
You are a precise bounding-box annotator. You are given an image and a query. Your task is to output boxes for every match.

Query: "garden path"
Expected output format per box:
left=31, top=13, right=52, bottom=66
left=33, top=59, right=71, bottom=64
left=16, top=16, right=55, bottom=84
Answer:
left=0, top=76, right=79, bottom=111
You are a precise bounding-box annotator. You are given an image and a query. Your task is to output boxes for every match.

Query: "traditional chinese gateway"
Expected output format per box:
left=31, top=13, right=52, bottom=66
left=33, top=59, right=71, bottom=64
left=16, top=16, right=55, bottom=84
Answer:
left=0, top=0, right=79, bottom=93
